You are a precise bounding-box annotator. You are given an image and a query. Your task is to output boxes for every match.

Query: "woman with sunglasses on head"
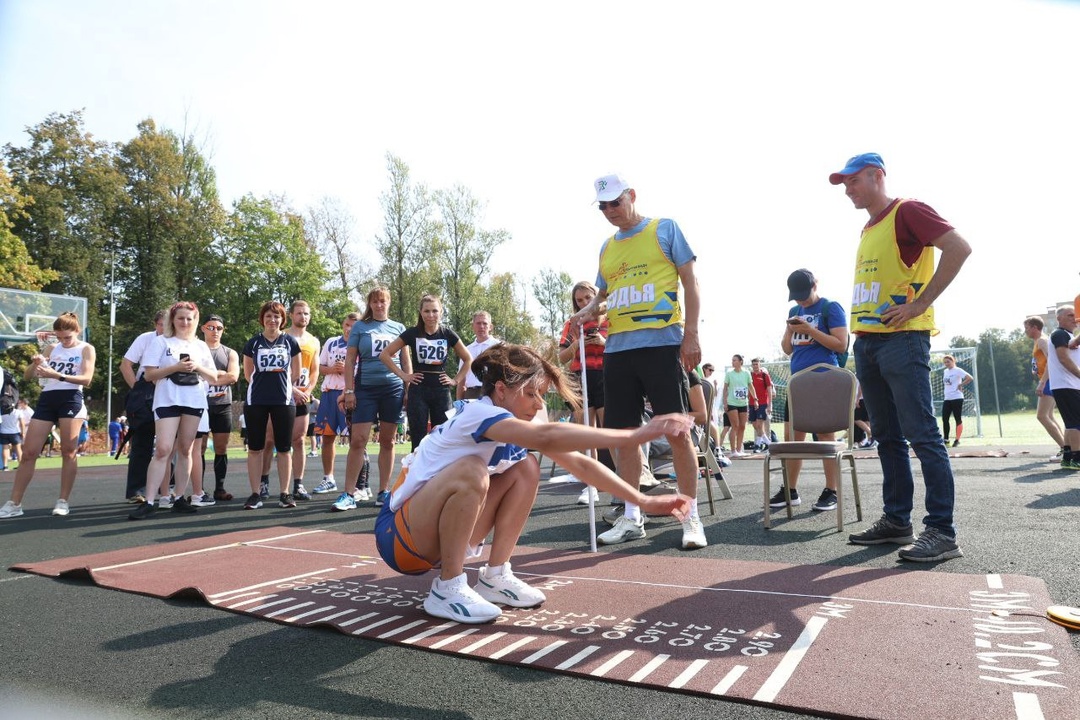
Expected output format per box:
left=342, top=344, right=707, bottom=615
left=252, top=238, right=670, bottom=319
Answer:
left=1, top=313, right=96, bottom=519
left=380, top=293, right=472, bottom=456
left=129, top=302, right=222, bottom=520
left=241, top=301, right=302, bottom=510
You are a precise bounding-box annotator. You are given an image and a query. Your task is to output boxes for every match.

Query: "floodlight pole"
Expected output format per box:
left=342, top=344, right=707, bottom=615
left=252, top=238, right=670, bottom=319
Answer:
left=985, top=334, right=1003, bottom=438
left=106, top=253, right=115, bottom=424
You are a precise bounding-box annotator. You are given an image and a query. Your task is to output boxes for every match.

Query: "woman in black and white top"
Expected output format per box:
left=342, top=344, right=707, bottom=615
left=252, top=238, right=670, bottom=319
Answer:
left=242, top=301, right=301, bottom=510
left=0, top=312, right=95, bottom=519
left=129, top=301, right=221, bottom=520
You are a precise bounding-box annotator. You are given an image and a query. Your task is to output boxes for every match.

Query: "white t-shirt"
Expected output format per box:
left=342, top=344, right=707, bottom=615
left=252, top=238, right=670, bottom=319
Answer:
left=144, top=336, right=215, bottom=411
left=464, top=336, right=500, bottom=389
left=0, top=413, right=19, bottom=434
left=124, top=330, right=159, bottom=381
left=389, top=397, right=527, bottom=511
left=942, top=366, right=971, bottom=401
left=319, top=335, right=350, bottom=391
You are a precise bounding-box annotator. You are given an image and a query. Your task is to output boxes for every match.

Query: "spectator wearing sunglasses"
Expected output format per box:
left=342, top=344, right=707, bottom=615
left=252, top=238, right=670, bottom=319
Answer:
left=571, top=173, right=705, bottom=551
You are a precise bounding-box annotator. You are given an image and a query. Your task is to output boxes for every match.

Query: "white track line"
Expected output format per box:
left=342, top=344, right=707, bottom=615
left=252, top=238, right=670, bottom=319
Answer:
left=1013, top=692, right=1046, bottom=720
left=628, top=654, right=670, bottom=683
left=670, top=659, right=709, bottom=689
left=430, top=628, right=479, bottom=649
left=351, top=616, right=402, bottom=635
left=710, top=665, right=748, bottom=695
left=490, top=636, right=536, bottom=659
left=207, top=569, right=339, bottom=600
left=403, top=622, right=456, bottom=644
left=377, top=620, right=427, bottom=639
left=554, top=645, right=600, bottom=670
left=986, top=574, right=1004, bottom=589
left=338, top=612, right=379, bottom=627
left=266, top=601, right=314, bottom=618
left=91, top=529, right=326, bottom=571
left=752, top=615, right=827, bottom=702
left=501, top=571, right=1008, bottom=615
left=460, top=632, right=507, bottom=655
left=521, top=640, right=569, bottom=665
left=591, top=650, right=634, bottom=677
left=282, top=605, right=338, bottom=623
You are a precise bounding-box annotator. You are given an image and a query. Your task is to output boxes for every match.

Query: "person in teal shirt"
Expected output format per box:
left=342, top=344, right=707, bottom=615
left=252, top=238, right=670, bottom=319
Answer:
left=722, top=355, right=756, bottom=457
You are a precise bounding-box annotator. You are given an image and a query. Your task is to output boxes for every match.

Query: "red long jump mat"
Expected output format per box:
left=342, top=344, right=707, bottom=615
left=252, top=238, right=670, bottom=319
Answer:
left=12, top=527, right=1080, bottom=720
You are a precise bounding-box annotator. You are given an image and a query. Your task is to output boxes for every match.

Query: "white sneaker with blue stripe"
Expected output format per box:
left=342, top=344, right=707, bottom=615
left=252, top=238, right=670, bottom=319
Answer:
left=424, top=572, right=501, bottom=624
left=312, top=477, right=337, bottom=494
left=474, top=562, right=546, bottom=608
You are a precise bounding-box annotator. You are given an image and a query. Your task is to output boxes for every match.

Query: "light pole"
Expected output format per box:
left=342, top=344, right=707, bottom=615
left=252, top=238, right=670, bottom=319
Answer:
left=105, top=252, right=116, bottom=425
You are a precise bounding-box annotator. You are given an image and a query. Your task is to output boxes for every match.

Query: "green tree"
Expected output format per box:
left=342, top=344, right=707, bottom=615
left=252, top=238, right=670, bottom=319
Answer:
left=374, top=153, right=440, bottom=322
left=306, top=196, right=373, bottom=303
left=433, top=184, right=509, bottom=334
left=479, top=272, right=538, bottom=346
left=3, top=110, right=124, bottom=347
left=217, top=194, right=342, bottom=342
left=0, top=165, right=57, bottom=290
left=531, top=267, right=573, bottom=339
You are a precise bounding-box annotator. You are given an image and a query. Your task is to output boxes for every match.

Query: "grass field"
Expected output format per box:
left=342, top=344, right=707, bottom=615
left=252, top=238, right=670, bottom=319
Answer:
left=8, top=409, right=1062, bottom=475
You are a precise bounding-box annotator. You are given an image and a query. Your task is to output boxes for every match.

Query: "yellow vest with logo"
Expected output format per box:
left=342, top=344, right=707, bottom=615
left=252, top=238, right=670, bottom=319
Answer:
left=600, top=219, right=682, bottom=335
left=850, top=200, right=936, bottom=334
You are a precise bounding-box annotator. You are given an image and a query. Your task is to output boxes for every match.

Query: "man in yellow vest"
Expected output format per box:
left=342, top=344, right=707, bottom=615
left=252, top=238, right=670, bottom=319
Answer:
left=572, top=173, right=705, bottom=550
left=830, top=153, right=971, bottom=562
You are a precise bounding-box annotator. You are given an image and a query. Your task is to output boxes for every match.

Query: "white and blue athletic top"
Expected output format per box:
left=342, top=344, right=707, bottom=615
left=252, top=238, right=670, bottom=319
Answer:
left=595, top=217, right=696, bottom=353
left=390, top=397, right=528, bottom=512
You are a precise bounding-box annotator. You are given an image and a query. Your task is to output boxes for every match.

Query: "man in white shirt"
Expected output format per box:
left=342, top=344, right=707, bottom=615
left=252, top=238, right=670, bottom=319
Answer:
left=120, top=310, right=165, bottom=502
left=458, top=311, right=500, bottom=400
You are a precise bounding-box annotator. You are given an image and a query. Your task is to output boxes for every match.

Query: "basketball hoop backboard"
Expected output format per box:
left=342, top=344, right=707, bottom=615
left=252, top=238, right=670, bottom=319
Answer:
left=0, top=287, right=88, bottom=351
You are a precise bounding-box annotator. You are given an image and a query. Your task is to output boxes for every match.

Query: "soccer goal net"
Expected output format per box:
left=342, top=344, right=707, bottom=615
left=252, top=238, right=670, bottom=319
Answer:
left=753, top=346, right=981, bottom=437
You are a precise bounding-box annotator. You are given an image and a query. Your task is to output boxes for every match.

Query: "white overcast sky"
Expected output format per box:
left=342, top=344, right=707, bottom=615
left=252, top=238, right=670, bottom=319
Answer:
left=1, top=0, right=1077, bottom=365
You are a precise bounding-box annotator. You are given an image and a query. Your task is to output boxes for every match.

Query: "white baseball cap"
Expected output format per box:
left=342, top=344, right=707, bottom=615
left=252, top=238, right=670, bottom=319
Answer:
left=593, top=173, right=631, bottom=202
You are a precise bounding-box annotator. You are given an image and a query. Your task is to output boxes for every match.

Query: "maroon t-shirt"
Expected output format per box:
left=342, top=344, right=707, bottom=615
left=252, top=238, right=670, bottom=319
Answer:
left=865, top=199, right=954, bottom=267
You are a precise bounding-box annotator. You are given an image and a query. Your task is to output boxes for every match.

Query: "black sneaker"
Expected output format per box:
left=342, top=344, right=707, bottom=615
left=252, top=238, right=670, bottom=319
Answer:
left=128, top=502, right=157, bottom=520
left=952, top=439, right=960, bottom=448
left=244, top=493, right=263, bottom=510
left=812, top=488, right=838, bottom=512
left=898, top=527, right=963, bottom=562
left=279, top=493, right=297, bottom=508
left=768, top=488, right=801, bottom=508
left=848, top=514, right=916, bottom=545
left=171, top=495, right=198, bottom=514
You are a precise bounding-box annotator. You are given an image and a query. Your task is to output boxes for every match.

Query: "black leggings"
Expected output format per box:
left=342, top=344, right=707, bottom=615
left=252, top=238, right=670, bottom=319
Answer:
left=245, top=404, right=296, bottom=453
left=941, top=399, right=964, bottom=440
left=407, top=384, right=451, bottom=451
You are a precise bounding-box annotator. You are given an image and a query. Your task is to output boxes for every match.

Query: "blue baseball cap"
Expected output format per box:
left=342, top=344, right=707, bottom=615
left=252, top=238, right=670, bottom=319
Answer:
left=829, top=153, right=885, bottom=185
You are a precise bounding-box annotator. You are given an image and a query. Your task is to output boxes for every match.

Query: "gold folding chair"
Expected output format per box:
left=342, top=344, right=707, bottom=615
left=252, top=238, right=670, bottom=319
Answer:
left=763, top=363, right=862, bottom=532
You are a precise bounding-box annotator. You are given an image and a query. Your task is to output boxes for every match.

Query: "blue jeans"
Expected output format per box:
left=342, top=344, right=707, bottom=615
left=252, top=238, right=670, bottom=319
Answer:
left=854, top=331, right=956, bottom=534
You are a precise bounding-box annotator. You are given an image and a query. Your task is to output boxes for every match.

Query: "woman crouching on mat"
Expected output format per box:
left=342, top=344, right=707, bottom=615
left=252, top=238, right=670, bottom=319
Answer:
left=376, top=343, right=693, bottom=624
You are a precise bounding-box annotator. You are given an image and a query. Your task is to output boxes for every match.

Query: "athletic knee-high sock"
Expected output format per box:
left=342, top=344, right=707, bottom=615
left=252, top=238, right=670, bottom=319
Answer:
left=357, top=458, right=370, bottom=489
left=955, top=423, right=963, bottom=440
left=214, top=454, right=228, bottom=488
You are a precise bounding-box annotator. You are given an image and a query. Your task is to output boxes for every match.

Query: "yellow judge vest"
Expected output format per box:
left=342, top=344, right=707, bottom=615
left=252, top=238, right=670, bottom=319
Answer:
left=850, top=200, right=936, bottom=334
left=600, top=219, right=682, bottom=335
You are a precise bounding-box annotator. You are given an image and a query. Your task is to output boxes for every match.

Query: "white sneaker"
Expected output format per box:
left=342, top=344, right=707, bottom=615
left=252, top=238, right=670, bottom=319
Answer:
left=157, top=495, right=174, bottom=509
left=474, top=562, right=546, bottom=608
left=597, top=515, right=647, bottom=545
left=424, top=573, right=501, bottom=624
left=576, top=486, right=599, bottom=505
left=357, top=487, right=373, bottom=502
left=190, top=493, right=217, bottom=507
left=0, top=500, right=24, bottom=518
left=313, top=476, right=337, bottom=494
left=52, top=499, right=70, bottom=516
left=681, top=517, right=707, bottom=549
